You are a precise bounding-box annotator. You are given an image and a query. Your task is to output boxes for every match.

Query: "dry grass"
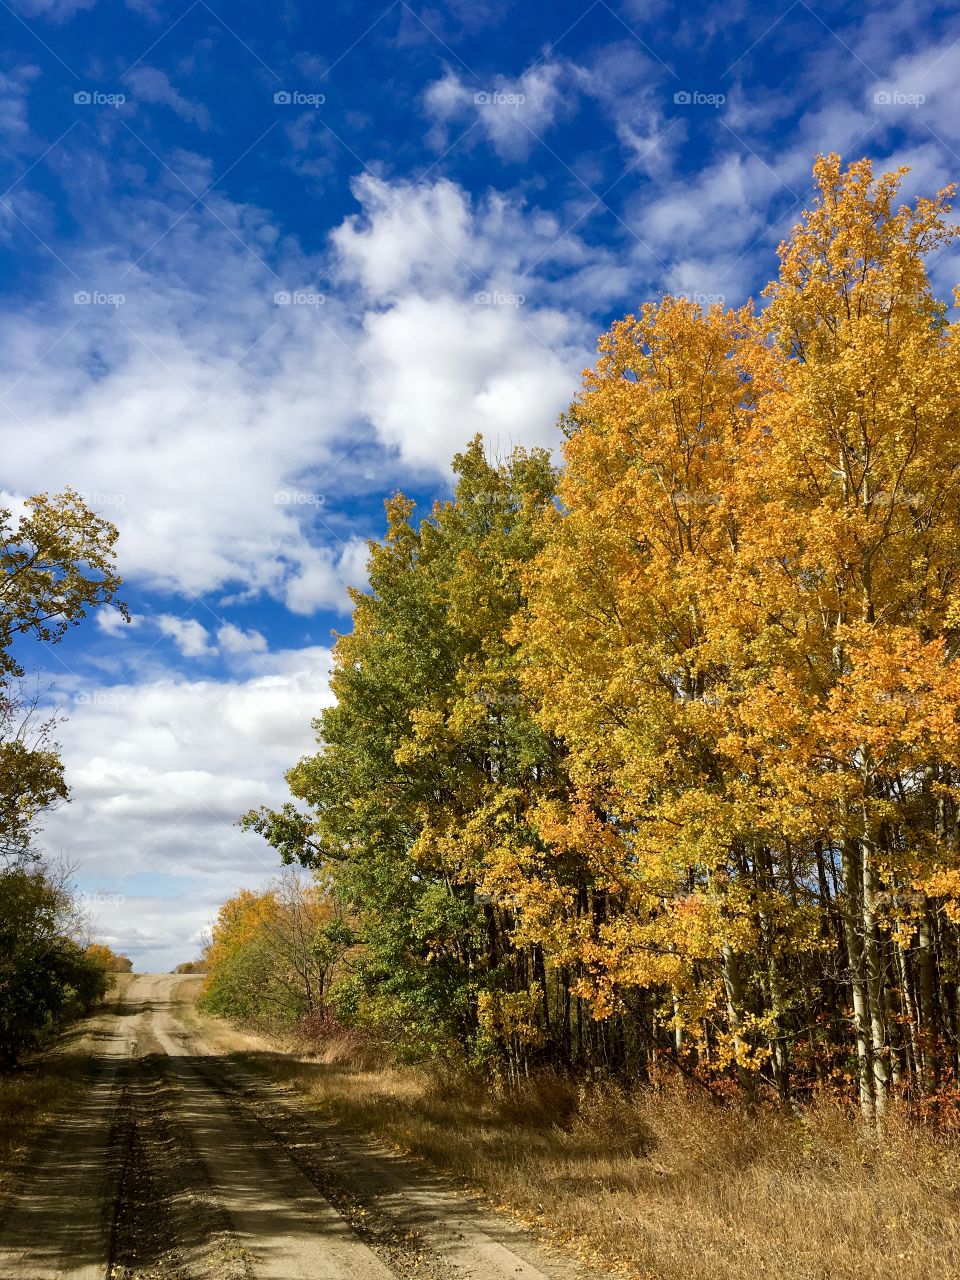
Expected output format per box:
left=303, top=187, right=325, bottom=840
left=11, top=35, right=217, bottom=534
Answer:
left=0, top=1065, right=81, bottom=1196
left=0, top=973, right=135, bottom=1198
left=186, top=1000, right=960, bottom=1280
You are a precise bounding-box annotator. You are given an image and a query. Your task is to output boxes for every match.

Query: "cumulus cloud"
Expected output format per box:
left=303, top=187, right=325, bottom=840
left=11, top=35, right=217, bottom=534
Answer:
left=3, top=167, right=599, bottom=559
left=281, top=537, right=371, bottom=615
left=331, top=174, right=592, bottom=469
left=217, top=622, right=268, bottom=654
left=155, top=615, right=216, bottom=658
left=0, top=192, right=378, bottom=613
left=40, top=646, right=335, bottom=968
left=357, top=293, right=581, bottom=469
left=331, top=176, right=480, bottom=298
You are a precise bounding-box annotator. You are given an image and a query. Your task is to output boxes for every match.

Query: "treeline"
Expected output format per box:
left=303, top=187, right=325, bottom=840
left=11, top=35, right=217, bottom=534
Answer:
left=0, top=488, right=126, bottom=1068
left=241, top=156, right=960, bottom=1119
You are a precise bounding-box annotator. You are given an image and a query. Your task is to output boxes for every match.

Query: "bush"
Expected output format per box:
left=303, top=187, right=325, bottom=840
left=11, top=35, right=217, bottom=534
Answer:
left=0, top=865, right=110, bottom=1069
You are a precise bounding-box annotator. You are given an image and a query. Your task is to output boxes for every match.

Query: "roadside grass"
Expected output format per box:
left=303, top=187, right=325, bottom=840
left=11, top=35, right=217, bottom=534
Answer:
left=185, top=1001, right=960, bottom=1280
left=0, top=973, right=134, bottom=1199
left=0, top=1030, right=90, bottom=1198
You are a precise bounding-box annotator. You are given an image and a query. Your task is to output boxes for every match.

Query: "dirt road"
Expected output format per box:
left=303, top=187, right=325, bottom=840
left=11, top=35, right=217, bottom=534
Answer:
left=0, top=976, right=590, bottom=1280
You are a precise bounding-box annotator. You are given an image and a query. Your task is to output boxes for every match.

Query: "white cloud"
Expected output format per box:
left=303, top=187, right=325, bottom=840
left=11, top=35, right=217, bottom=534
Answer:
left=570, top=44, right=677, bottom=176
left=8, top=0, right=95, bottom=20
left=79, top=891, right=218, bottom=966
left=0, top=192, right=377, bottom=613
left=281, top=537, right=370, bottom=615
left=40, top=646, right=335, bottom=968
left=217, top=622, right=267, bottom=654
left=97, top=608, right=140, bottom=637
left=424, top=63, right=569, bottom=161
left=155, top=615, right=215, bottom=658
left=332, top=174, right=592, bottom=469
left=0, top=66, right=40, bottom=154
left=0, top=489, right=30, bottom=524
left=423, top=49, right=677, bottom=175
left=3, top=168, right=600, bottom=549
left=331, top=175, right=479, bottom=298
left=357, top=293, right=581, bottom=470
left=867, top=38, right=960, bottom=141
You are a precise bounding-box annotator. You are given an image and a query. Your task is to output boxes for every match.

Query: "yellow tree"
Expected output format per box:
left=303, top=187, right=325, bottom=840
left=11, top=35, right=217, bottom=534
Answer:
left=520, top=157, right=960, bottom=1112
left=516, top=297, right=786, bottom=1092
left=738, top=156, right=960, bottom=1113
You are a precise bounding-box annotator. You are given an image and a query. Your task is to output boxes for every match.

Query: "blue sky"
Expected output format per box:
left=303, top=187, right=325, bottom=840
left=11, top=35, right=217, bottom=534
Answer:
left=3, top=0, right=960, bottom=967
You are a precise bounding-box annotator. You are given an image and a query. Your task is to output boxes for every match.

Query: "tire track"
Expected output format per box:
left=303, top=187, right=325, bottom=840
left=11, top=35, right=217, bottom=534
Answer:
left=1, top=977, right=595, bottom=1280
left=105, top=1040, right=252, bottom=1280
left=149, top=1015, right=399, bottom=1280
left=159, top=1004, right=590, bottom=1280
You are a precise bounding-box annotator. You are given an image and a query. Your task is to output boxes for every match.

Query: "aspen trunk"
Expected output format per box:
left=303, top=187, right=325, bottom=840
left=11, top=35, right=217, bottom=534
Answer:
left=841, top=841, right=875, bottom=1119
left=860, top=840, right=889, bottom=1113
left=895, top=940, right=920, bottom=1090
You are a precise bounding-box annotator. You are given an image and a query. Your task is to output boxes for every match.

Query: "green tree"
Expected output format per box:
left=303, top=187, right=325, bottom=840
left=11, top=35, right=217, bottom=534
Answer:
left=243, top=440, right=566, bottom=1068
left=0, top=490, right=125, bottom=862
left=0, top=490, right=127, bottom=679
left=199, top=872, right=347, bottom=1035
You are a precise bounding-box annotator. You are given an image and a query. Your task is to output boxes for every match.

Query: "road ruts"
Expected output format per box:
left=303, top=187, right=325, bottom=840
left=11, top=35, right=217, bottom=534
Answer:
left=0, top=976, right=595, bottom=1280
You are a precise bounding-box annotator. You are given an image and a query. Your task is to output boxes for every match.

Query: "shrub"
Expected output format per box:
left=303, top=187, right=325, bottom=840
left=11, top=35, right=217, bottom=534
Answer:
left=0, top=865, right=109, bottom=1069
